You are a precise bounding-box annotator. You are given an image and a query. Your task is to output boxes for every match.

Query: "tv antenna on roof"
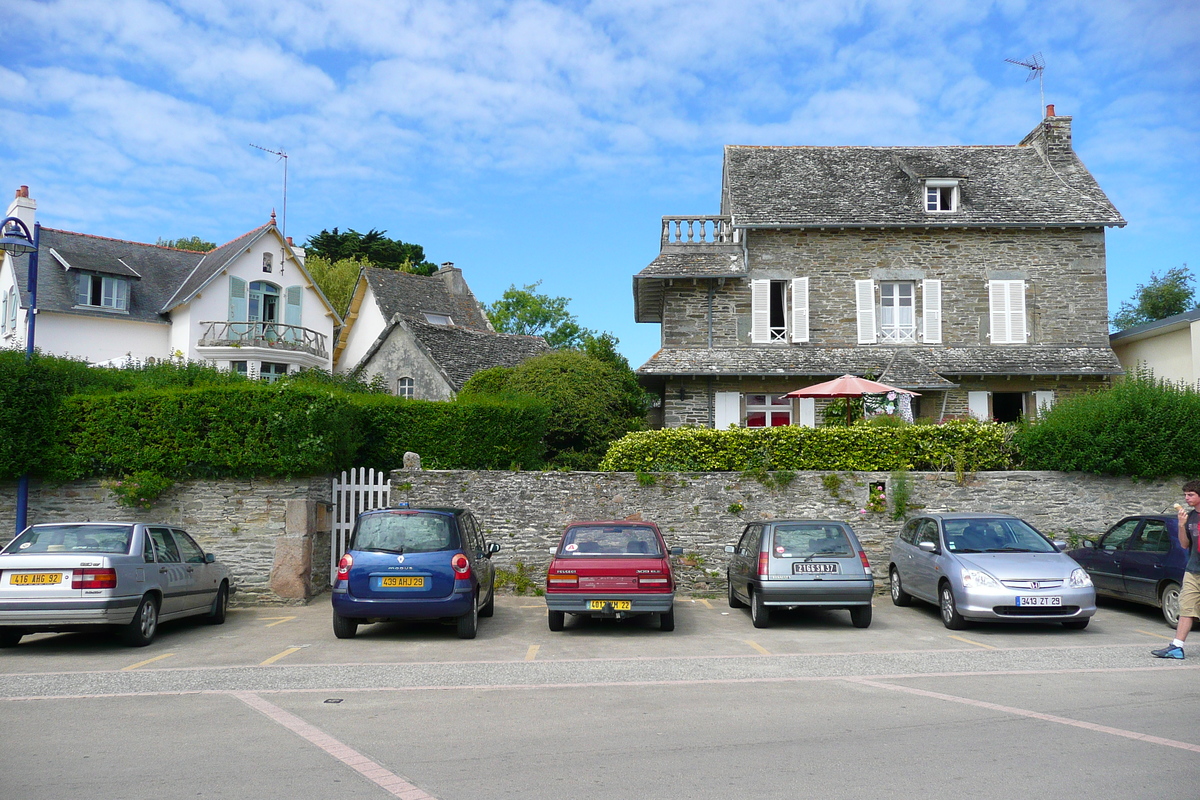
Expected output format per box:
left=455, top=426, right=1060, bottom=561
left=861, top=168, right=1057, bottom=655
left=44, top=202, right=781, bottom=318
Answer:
left=1004, top=52, right=1045, bottom=117
left=249, top=143, right=288, bottom=239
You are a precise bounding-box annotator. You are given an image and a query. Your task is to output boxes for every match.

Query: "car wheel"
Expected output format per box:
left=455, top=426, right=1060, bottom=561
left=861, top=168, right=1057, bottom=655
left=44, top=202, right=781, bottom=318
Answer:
left=121, top=594, right=159, bottom=647
left=750, top=588, right=770, bottom=629
left=457, top=595, right=479, bottom=639
left=659, top=606, right=675, bottom=632
left=850, top=605, right=872, bottom=629
left=0, top=628, right=22, bottom=648
left=939, top=583, right=966, bottom=630
left=207, top=582, right=229, bottom=625
left=1161, top=582, right=1182, bottom=628
left=547, top=609, right=565, bottom=632
left=1062, top=618, right=1090, bottom=630
left=890, top=568, right=912, bottom=607
left=480, top=579, right=496, bottom=618
left=727, top=572, right=746, bottom=609
left=332, top=611, right=358, bottom=639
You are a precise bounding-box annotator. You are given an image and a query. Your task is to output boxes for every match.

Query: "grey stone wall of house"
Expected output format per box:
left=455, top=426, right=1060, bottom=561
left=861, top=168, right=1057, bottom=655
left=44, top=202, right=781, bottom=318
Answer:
left=360, top=327, right=454, bottom=400
left=0, top=477, right=332, bottom=604
left=388, top=469, right=1184, bottom=593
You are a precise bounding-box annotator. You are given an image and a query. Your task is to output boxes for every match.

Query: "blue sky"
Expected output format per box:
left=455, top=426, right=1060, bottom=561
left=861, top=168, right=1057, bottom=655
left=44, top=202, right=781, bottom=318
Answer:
left=2, top=0, right=1197, bottom=368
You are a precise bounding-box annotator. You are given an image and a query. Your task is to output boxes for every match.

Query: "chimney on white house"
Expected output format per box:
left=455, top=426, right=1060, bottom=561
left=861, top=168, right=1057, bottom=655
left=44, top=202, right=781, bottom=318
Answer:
left=6, top=186, right=36, bottom=232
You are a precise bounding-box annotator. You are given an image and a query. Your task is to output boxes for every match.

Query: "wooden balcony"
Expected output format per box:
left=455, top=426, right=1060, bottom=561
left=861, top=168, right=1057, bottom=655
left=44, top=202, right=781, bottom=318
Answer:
left=197, top=321, right=329, bottom=360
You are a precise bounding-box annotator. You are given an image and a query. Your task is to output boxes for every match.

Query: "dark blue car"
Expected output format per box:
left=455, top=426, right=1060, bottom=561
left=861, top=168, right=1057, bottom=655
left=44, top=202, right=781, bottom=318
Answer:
left=332, top=507, right=499, bottom=640
left=1068, top=515, right=1184, bottom=626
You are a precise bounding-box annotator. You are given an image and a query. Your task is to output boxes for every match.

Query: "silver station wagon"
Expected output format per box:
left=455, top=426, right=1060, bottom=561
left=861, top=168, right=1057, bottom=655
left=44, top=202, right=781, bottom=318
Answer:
left=0, top=522, right=232, bottom=647
left=888, top=513, right=1096, bottom=630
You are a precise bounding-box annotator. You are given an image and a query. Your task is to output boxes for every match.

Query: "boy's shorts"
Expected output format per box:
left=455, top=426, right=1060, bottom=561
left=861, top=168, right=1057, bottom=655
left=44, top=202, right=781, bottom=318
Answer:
left=1180, top=572, right=1200, bottom=618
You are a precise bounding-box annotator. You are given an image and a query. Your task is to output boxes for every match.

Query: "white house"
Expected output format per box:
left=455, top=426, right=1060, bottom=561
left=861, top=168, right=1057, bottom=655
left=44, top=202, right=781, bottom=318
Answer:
left=1109, top=308, right=1200, bottom=388
left=0, top=187, right=341, bottom=378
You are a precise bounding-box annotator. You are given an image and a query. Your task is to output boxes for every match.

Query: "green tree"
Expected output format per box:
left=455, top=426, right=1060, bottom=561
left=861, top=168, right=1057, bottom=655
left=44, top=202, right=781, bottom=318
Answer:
left=485, top=281, right=594, bottom=349
left=303, top=228, right=438, bottom=275
left=157, top=236, right=216, bottom=251
left=580, top=332, right=653, bottom=422
left=1111, top=265, right=1197, bottom=330
left=304, top=255, right=367, bottom=317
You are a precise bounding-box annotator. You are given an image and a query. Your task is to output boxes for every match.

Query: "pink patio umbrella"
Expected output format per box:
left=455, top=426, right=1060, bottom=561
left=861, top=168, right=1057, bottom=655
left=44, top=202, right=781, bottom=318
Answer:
left=783, top=375, right=919, bottom=425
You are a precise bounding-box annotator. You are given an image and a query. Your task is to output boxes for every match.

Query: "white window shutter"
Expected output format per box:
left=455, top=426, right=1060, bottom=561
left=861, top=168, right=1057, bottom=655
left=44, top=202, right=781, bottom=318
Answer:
left=989, top=279, right=1026, bottom=344
left=968, top=391, right=990, bottom=421
left=714, top=392, right=741, bottom=429
left=922, top=279, right=942, bottom=344
left=798, top=397, right=816, bottom=428
left=284, top=286, right=303, bottom=326
left=228, top=276, right=248, bottom=322
left=1033, top=390, right=1055, bottom=417
left=750, top=280, right=770, bottom=343
left=790, top=277, right=809, bottom=343
left=855, top=280, right=876, bottom=344
left=1008, top=280, right=1027, bottom=342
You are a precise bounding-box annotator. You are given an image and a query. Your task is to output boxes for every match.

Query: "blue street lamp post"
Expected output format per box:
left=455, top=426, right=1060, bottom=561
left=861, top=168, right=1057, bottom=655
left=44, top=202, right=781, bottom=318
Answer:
left=2, top=216, right=40, bottom=535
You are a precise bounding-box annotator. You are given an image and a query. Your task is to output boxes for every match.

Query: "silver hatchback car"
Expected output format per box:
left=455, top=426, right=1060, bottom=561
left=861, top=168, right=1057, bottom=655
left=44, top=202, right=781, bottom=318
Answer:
left=0, top=522, right=232, bottom=647
left=888, top=513, right=1096, bottom=630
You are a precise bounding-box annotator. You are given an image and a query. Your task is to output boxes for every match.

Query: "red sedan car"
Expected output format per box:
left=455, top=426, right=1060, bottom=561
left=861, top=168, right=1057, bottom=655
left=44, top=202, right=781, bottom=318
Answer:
left=544, top=521, right=682, bottom=631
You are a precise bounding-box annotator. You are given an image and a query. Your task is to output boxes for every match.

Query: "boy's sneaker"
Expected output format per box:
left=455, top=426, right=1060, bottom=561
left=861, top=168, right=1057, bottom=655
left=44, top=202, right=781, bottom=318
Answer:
left=1151, top=644, right=1185, bottom=659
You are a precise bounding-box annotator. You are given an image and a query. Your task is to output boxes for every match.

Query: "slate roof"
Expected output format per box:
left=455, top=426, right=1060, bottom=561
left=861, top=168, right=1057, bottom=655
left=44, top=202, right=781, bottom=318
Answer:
left=636, top=250, right=745, bottom=279
left=364, top=268, right=491, bottom=331
left=721, top=143, right=1125, bottom=228
left=637, top=346, right=1122, bottom=389
left=161, top=224, right=272, bottom=312
left=405, top=318, right=551, bottom=391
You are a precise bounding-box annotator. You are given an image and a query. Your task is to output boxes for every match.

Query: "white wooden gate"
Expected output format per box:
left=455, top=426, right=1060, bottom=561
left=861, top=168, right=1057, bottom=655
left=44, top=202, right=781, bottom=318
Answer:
left=331, top=468, right=391, bottom=581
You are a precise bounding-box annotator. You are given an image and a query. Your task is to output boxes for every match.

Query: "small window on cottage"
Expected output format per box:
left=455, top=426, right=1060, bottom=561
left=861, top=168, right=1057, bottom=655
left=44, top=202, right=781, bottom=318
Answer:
left=231, top=361, right=248, bottom=377
left=745, top=394, right=791, bottom=427
left=259, top=362, right=289, bottom=383
left=423, top=312, right=453, bottom=326
left=262, top=252, right=273, bottom=273
left=925, top=180, right=959, bottom=212
left=397, top=377, right=415, bottom=399
left=76, top=273, right=130, bottom=311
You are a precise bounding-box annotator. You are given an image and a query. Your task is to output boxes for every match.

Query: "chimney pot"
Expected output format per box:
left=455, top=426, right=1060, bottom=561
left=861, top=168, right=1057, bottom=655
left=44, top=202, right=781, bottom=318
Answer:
left=1046, top=104, right=1055, bottom=118
left=286, top=236, right=293, bottom=246
left=17, top=186, right=28, bottom=198
left=440, top=261, right=455, bottom=270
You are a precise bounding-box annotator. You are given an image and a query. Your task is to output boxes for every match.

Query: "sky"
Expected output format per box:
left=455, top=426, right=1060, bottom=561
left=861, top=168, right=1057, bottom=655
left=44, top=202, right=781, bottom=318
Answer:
left=2, top=0, right=1197, bottom=369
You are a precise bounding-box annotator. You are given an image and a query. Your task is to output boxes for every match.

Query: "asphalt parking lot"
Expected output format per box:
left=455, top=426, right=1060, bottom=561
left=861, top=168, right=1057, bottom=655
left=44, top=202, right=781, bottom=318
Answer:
left=3, top=593, right=1199, bottom=800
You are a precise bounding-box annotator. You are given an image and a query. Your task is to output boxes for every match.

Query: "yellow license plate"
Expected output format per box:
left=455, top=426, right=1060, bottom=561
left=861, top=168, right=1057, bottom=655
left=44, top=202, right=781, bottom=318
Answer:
left=381, top=576, right=425, bottom=588
left=588, top=600, right=631, bottom=610
left=10, top=573, right=63, bottom=586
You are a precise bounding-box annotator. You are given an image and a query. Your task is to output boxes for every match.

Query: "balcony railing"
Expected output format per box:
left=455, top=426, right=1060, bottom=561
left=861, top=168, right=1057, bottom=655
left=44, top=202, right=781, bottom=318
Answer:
left=198, top=320, right=329, bottom=359
left=661, top=216, right=740, bottom=248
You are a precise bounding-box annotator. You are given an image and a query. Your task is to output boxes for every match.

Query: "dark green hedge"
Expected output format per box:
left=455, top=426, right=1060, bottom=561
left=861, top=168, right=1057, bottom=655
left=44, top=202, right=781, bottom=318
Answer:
left=0, top=351, right=69, bottom=479
left=598, top=420, right=1017, bottom=472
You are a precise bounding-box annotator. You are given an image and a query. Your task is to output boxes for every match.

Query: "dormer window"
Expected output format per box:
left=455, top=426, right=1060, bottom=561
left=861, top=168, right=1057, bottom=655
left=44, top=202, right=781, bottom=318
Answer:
left=76, top=273, right=130, bottom=311
left=925, top=180, right=959, bottom=212
left=423, top=312, right=453, bottom=326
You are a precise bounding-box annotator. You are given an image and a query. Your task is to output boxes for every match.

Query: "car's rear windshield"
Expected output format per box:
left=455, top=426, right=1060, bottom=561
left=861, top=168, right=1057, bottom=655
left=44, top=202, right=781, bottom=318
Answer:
left=2, top=524, right=134, bottom=555
left=944, top=518, right=1057, bottom=553
left=772, top=524, right=853, bottom=557
left=558, top=525, right=663, bottom=557
left=351, top=512, right=458, bottom=554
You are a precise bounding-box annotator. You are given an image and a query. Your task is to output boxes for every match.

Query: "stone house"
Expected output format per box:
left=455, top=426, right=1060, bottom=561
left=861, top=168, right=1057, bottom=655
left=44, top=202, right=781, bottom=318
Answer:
left=1109, top=308, right=1200, bottom=389
left=334, top=264, right=550, bottom=399
left=0, top=187, right=341, bottom=378
left=633, top=106, right=1127, bottom=428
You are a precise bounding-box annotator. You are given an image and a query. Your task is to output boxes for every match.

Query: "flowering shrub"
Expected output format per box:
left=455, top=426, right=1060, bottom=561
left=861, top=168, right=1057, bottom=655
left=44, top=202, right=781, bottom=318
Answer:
left=865, top=485, right=887, bottom=513
left=106, top=471, right=175, bottom=510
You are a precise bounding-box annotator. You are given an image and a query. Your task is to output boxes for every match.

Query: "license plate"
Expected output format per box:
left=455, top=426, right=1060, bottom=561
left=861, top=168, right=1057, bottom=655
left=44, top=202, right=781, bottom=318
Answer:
left=380, top=576, right=425, bottom=588
left=10, top=573, right=63, bottom=585
left=588, top=600, right=632, bottom=610
left=1016, top=595, right=1062, bottom=606
left=793, top=562, right=839, bottom=574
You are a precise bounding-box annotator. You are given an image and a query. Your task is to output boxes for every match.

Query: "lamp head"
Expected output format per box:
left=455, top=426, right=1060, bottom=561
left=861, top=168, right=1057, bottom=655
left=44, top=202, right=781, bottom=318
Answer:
left=0, top=218, right=36, bottom=255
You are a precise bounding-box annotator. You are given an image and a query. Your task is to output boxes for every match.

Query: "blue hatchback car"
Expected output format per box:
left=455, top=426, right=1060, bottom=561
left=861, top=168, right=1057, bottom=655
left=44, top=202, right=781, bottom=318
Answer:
left=1068, top=515, right=1185, bottom=627
left=332, top=506, right=500, bottom=640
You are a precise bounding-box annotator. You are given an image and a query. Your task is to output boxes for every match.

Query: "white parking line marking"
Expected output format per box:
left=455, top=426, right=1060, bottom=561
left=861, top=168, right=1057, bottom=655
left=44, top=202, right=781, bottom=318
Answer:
left=121, top=653, right=175, bottom=671
left=525, top=645, right=540, bottom=661
left=948, top=635, right=998, bottom=650
left=850, top=678, right=1200, bottom=753
left=1135, top=629, right=1175, bottom=641
left=233, top=691, right=439, bottom=798
left=260, top=647, right=303, bottom=666
left=261, top=615, right=297, bottom=627
left=744, top=640, right=771, bottom=655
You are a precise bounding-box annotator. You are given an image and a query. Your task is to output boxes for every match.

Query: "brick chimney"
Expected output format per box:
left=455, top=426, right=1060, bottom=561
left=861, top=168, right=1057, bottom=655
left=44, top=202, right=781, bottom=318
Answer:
left=6, top=186, right=36, bottom=232
left=1018, top=104, right=1073, bottom=158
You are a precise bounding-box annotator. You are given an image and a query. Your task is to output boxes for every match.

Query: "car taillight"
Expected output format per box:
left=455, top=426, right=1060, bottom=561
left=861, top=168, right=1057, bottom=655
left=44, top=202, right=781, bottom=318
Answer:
left=638, top=576, right=670, bottom=588
left=547, top=572, right=578, bottom=586
left=859, top=551, right=871, bottom=570
left=336, top=553, right=353, bottom=582
left=451, top=553, right=471, bottom=580
left=758, top=552, right=770, bottom=577
left=72, top=568, right=117, bottom=589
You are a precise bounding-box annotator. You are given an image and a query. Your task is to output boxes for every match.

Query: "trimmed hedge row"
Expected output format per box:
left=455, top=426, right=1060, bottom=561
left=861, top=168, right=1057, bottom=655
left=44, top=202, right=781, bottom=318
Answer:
left=597, top=420, right=1017, bottom=473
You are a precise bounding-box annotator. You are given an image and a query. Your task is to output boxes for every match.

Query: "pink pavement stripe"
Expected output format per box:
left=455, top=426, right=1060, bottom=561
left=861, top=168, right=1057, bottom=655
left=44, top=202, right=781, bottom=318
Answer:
left=851, top=678, right=1200, bottom=753
left=232, top=691, right=439, bottom=799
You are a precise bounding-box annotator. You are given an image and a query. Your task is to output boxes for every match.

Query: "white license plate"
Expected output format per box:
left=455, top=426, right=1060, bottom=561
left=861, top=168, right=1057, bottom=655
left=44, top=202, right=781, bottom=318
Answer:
left=1016, top=596, right=1062, bottom=606
left=793, top=562, right=838, bottom=574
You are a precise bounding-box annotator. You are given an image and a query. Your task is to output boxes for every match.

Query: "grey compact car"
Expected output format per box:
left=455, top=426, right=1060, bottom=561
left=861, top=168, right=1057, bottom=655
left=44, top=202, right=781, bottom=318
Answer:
left=888, top=513, right=1096, bottom=630
left=0, top=522, right=232, bottom=647
left=725, top=519, right=875, bottom=628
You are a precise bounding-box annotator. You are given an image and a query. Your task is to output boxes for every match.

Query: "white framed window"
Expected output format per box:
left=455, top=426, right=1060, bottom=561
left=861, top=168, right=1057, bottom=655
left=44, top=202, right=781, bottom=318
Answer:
left=259, top=362, right=289, bottom=383
left=1033, top=390, right=1055, bottom=417
left=397, top=377, right=415, bottom=399
left=879, top=282, right=916, bottom=343
left=75, top=273, right=130, bottom=311
left=750, top=280, right=789, bottom=343
left=423, top=312, right=453, bottom=326
left=988, top=279, right=1028, bottom=344
left=745, top=394, right=791, bottom=427
left=230, top=360, right=248, bottom=377
left=925, top=180, right=959, bottom=212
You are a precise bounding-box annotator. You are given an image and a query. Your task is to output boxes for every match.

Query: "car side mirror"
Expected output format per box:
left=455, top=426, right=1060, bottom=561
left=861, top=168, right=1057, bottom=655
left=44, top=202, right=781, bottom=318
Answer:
left=1052, top=540, right=1067, bottom=551
left=670, top=546, right=683, bottom=556
left=205, top=552, right=216, bottom=563
left=724, top=545, right=736, bottom=554
left=488, top=542, right=501, bottom=555
left=548, top=547, right=558, bottom=555
left=1081, top=540, right=1095, bottom=549
left=918, top=541, right=937, bottom=553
